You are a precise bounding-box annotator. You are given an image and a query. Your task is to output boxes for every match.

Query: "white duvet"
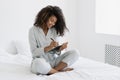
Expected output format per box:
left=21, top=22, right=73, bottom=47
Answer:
left=0, top=49, right=120, bottom=80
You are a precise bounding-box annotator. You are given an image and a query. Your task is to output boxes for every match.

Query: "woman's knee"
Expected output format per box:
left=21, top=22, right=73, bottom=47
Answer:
left=31, top=58, right=51, bottom=74
left=62, top=49, right=80, bottom=66
left=67, top=49, right=80, bottom=57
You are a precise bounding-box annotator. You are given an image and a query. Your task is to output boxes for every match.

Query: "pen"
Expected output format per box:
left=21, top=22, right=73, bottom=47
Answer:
left=50, top=38, right=54, bottom=41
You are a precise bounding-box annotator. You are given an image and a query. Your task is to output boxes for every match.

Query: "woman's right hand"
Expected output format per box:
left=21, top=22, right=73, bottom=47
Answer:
left=49, top=41, right=59, bottom=48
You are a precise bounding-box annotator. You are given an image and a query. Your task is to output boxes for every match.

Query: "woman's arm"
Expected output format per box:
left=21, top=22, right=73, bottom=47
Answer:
left=29, top=27, right=45, bottom=58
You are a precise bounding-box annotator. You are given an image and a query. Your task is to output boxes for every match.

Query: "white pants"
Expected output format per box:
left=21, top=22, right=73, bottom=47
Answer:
left=31, top=49, right=80, bottom=74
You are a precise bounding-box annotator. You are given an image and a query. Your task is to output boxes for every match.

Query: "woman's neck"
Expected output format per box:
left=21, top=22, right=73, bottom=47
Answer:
left=41, top=25, right=49, bottom=36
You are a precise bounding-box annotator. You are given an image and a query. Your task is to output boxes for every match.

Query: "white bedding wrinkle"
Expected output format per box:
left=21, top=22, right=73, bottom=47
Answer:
left=0, top=49, right=120, bottom=80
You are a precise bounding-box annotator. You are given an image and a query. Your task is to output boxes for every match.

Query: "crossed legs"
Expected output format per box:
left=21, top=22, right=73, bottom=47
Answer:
left=48, top=49, right=79, bottom=74
left=31, top=49, right=79, bottom=75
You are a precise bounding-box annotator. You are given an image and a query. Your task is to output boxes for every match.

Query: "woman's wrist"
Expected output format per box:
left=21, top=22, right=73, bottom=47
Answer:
left=44, top=45, right=53, bottom=53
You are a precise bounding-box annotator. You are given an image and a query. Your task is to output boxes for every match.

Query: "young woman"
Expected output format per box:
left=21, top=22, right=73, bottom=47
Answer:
left=29, top=5, right=79, bottom=75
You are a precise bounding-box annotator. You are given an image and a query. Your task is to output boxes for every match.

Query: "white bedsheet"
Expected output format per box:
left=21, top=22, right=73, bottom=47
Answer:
left=0, top=51, right=120, bottom=80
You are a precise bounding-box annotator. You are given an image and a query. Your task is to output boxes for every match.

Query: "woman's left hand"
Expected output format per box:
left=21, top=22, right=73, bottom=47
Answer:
left=59, top=42, right=68, bottom=51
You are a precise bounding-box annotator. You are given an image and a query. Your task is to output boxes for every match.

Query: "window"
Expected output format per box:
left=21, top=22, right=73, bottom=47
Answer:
left=95, top=0, right=120, bottom=35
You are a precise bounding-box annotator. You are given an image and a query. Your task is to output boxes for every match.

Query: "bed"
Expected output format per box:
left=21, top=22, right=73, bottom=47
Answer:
left=0, top=48, right=120, bottom=80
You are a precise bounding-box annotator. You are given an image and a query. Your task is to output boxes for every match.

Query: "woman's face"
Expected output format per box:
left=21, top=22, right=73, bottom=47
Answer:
left=47, top=16, right=57, bottom=28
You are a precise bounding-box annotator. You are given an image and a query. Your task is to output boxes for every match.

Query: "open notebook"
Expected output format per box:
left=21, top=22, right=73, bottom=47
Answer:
left=48, top=45, right=61, bottom=54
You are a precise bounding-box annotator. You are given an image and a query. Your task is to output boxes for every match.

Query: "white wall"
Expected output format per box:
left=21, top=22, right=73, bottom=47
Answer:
left=1, top=0, right=120, bottom=62
left=77, top=0, right=120, bottom=62
left=0, top=0, right=79, bottom=50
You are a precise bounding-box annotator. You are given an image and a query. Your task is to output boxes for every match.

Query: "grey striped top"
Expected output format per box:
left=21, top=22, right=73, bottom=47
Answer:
left=29, top=26, right=61, bottom=64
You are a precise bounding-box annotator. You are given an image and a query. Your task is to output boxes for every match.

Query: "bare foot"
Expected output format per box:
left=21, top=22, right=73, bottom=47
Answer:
left=60, top=68, right=74, bottom=72
left=48, top=68, right=59, bottom=75
left=64, top=68, right=73, bottom=71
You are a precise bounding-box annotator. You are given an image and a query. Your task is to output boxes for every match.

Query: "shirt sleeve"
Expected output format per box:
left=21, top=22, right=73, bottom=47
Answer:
left=29, top=27, right=45, bottom=58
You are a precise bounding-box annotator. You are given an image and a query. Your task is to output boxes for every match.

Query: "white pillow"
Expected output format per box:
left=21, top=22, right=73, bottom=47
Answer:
left=0, top=48, right=14, bottom=57
left=0, top=48, right=32, bottom=65
left=5, top=41, right=17, bottom=55
left=13, top=40, right=32, bottom=57
left=0, top=48, right=15, bottom=63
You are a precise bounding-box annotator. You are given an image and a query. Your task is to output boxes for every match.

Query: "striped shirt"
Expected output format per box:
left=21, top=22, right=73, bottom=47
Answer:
left=29, top=26, right=61, bottom=65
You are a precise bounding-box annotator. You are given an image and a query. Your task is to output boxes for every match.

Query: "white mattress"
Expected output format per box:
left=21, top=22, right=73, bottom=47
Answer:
left=0, top=50, right=120, bottom=80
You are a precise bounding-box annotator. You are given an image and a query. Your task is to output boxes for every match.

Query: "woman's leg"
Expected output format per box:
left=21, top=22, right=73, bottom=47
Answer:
left=54, top=61, right=68, bottom=71
left=54, top=49, right=80, bottom=71
left=31, top=58, right=58, bottom=75
left=48, top=68, right=58, bottom=74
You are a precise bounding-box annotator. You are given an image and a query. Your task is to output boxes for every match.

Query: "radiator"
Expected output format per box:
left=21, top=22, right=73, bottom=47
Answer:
left=105, top=44, right=120, bottom=67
